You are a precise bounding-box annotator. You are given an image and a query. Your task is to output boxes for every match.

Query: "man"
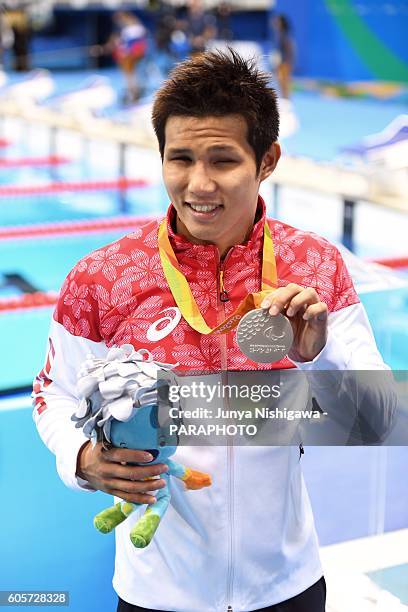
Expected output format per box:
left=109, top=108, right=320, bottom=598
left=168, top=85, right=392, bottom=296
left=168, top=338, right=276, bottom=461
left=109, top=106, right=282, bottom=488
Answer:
left=272, top=14, right=295, bottom=99
left=2, top=0, right=31, bottom=71
left=33, top=50, right=390, bottom=611
left=92, top=11, right=147, bottom=103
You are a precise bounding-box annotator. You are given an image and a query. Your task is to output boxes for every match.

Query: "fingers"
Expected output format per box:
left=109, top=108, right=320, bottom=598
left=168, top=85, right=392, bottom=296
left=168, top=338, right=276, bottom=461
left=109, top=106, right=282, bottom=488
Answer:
left=105, top=489, right=158, bottom=505
left=302, top=302, right=328, bottom=323
left=79, top=443, right=170, bottom=504
left=261, top=284, right=322, bottom=318
left=105, top=476, right=167, bottom=496
left=103, top=462, right=169, bottom=482
left=285, top=288, right=319, bottom=317
left=98, top=449, right=169, bottom=502
left=260, top=285, right=328, bottom=362
left=100, top=462, right=169, bottom=504
left=103, top=447, right=155, bottom=464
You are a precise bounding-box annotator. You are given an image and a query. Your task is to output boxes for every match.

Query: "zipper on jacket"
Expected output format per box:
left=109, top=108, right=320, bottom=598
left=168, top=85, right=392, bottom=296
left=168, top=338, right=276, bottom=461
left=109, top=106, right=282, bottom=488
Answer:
left=216, top=255, right=230, bottom=371
left=216, top=253, right=235, bottom=612
left=226, top=439, right=235, bottom=611
left=219, top=270, right=229, bottom=302
left=217, top=253, right=234, bottom=612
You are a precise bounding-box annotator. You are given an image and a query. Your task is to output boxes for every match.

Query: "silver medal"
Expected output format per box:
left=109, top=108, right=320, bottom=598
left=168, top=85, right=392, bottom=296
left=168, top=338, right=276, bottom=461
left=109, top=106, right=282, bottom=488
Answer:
left=237, top=308, right=293, bottom=363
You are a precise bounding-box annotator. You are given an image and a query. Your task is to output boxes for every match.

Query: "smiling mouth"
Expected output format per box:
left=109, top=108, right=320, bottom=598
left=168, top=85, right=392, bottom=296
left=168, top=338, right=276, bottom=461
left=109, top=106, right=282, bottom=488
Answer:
left=186, top=202, right=222, bottom=213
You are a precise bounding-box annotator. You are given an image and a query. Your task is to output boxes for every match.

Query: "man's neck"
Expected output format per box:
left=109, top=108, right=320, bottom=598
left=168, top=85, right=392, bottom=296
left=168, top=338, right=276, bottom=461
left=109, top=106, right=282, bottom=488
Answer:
left=175, top=217, right=256, bottom=260
left=171, top=201, right=263, bottom=258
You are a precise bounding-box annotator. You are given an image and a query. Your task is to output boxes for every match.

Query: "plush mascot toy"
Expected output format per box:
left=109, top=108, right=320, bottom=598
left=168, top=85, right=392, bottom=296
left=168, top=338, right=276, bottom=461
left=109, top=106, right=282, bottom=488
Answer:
left=71, top=344, right=211, bottom=548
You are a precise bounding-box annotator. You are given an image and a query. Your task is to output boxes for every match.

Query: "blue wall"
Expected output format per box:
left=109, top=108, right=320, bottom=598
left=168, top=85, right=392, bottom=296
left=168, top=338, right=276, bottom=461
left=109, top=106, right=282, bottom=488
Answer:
left=0, top=407, right=117, bottom=611
left=274, top=0, right=408, bottom=81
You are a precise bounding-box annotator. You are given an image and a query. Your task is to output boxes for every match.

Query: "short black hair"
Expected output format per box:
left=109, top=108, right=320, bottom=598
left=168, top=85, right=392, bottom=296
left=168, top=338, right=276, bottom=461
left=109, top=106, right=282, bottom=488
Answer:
left=152, top=48, right=279, bottom=173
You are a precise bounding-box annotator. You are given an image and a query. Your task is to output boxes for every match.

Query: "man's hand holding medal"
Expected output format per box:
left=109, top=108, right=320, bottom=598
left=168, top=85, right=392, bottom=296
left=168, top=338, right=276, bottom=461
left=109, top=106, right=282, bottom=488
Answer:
left=237, top=284, right=328, bottom=364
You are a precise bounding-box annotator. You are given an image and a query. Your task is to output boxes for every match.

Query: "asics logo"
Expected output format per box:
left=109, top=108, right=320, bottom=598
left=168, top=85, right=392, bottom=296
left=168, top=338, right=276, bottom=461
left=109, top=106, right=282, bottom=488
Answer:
left=146, top=307, right=181, bottom=341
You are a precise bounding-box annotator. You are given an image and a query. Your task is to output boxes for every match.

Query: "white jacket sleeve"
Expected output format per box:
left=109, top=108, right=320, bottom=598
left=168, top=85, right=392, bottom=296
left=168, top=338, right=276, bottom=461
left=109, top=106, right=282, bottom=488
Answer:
left=32, top=317, right=109, bottom=491
left=293, top=303, right=397, bottom=444
left=295, top=301, right=389, bottom=372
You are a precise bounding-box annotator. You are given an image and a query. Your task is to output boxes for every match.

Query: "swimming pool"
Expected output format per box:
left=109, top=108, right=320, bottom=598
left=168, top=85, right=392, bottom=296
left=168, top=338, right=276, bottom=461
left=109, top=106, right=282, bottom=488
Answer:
left=1, top=79, right=407, bottom=610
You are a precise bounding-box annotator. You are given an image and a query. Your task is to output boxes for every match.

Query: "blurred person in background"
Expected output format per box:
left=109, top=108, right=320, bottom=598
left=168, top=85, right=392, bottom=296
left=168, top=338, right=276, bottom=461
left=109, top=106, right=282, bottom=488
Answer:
left=0, top=7, right=14, bottom=69
left=2, top=0, right=31, bottom=71
left=184, top=0, right=216, bottom=56
left=272, top=13, right=295, bottom=100
left=161, top=0, right=216, bottom=64
left=214, top=1, right=233, bottom=42
left=154, top=2, right=177, bottom=55
left=153, top=0, right=180, bottom=69
left=92, top=11, right=148, bottom=104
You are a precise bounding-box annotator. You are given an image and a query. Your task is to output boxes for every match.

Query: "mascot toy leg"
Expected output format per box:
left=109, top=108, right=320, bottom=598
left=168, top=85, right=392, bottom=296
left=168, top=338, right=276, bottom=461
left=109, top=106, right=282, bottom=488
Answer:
left=94, top=500, right=140, bottom=534
left=129, top=475, right=171, bottom=548
left=128, top=463, right=211, bottom=548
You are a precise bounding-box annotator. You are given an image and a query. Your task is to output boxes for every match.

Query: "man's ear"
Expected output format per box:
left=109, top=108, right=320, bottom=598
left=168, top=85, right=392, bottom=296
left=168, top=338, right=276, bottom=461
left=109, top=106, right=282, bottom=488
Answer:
left=258, top=143, right=281, bottom=181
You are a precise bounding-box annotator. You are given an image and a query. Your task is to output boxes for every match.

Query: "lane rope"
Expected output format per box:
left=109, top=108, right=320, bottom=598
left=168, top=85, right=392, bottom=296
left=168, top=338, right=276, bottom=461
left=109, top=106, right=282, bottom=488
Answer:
left=0, top=155, right=70, bottom=168
left=0, top=215, right=153, bottom=240
left=0, top=177, right=148, bottom=197
left=0, top=291, right=58, bottom=312
left=371, top=256, right=408, bottom=269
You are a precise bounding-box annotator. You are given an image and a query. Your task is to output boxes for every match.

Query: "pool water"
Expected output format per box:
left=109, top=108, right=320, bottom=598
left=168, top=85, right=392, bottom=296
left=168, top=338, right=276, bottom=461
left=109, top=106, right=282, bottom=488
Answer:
left=1, top=74, right=407, bottom=390
left=0, top=186, right=168, bottom=226
left=368, top=563, right=408, bottom=605
left=360, top=287, right=408, bottom=370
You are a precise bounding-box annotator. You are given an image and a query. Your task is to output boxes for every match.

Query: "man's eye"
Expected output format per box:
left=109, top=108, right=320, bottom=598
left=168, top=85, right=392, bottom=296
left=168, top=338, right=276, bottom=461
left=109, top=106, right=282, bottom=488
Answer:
left=215, top=159, right=235, bottom=164
left=172, top=157, right=191, bottom=162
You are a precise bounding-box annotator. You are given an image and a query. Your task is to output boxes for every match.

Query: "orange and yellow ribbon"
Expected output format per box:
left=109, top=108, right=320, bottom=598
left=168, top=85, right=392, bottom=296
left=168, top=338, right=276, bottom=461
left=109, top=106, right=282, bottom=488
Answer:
left=158, top=219, right=277, bottom=335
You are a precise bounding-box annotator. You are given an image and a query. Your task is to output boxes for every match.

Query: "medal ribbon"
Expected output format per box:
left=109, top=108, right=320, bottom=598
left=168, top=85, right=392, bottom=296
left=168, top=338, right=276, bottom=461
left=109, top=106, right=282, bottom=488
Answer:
left=158, top=218, right=277, bottom=335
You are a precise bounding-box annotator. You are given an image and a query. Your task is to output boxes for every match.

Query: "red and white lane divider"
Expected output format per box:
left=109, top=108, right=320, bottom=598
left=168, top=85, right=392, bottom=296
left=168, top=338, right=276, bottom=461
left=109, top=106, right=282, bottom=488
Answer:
left=0, top=215, right=153, bottom=240
left=372, top=256, right=408, bottom=269
left=0, top=215, right=155, bottom=312
left=0, top=177, right=148, bottom=197
left=0, top=291, right=58, bottom=312
left=0, top=155, right=70, bottom=168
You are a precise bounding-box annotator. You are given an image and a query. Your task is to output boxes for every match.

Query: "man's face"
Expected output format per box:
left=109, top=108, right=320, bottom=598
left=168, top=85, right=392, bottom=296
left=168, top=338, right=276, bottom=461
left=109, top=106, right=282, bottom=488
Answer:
left=162, top=114, right=280, bottom=257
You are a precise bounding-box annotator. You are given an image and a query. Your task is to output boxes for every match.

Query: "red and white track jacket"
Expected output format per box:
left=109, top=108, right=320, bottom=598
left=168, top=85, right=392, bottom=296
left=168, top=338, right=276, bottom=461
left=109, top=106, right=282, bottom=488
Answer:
left=33, top=198, right=389, bottom=611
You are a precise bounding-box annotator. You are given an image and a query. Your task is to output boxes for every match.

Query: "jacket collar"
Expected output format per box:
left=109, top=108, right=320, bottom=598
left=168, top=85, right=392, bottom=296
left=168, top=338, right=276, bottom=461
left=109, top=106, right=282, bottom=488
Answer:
left=166, top=196, right=267, bottom=259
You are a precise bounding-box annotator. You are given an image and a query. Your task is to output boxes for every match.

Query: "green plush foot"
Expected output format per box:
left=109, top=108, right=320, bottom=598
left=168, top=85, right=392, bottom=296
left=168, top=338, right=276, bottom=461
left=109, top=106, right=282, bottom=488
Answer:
left=94, top=516, right=115, bottom=534
left=94, top=502, right=132, bottom=534
left=130, top=533, right=148, bottom=548
left=130, top=509, right=160, bottom=548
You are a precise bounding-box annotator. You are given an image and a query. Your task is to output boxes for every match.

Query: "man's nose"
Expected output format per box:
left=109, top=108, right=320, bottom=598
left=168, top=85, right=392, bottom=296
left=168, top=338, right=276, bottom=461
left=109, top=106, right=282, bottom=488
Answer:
left=188, top=163, right=216, bottom=195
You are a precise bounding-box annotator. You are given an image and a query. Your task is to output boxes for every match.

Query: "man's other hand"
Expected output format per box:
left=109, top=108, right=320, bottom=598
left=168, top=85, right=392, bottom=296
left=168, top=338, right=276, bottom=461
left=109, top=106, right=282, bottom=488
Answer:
left=76, top=442, right=169, bottom=504
left=261, top=283, right=328, bottom=362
